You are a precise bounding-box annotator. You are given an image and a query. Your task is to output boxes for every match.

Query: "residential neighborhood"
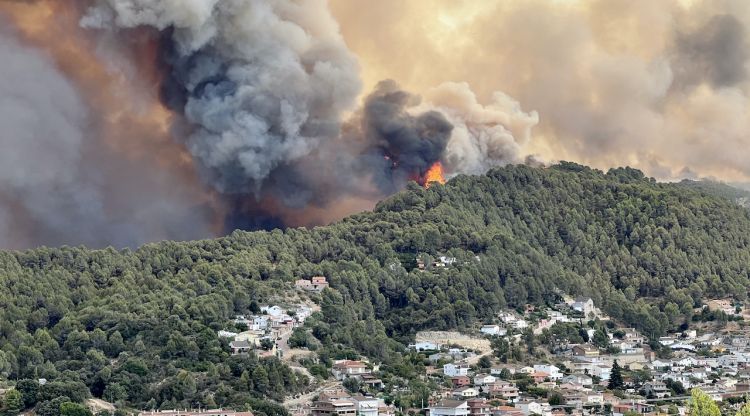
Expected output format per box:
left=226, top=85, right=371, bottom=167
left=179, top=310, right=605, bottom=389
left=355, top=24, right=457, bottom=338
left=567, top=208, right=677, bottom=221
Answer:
left=220, top=302, right=315, bottom=358
left=278, top=296, right=750, bottom=416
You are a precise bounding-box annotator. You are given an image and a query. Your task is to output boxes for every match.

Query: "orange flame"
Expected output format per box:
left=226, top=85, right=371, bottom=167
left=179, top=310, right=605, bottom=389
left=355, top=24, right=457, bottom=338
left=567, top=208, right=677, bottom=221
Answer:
left=422, top=162, right=446, bottom=188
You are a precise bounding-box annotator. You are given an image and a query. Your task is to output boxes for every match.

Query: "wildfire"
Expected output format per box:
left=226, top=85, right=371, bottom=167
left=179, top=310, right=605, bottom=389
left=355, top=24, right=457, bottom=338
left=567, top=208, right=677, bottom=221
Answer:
left=422, top=162, right=446, bottom=188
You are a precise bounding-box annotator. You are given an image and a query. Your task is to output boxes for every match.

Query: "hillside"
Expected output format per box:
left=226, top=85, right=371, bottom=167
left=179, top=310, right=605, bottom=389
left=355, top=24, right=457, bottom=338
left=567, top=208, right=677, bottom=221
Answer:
left=678, top=179, right=750, bottom=208
left=2, top=162, right=750, bottom=413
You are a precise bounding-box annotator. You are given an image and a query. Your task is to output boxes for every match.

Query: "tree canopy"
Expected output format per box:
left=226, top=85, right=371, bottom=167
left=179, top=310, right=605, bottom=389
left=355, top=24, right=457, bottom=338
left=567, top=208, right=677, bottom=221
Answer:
left=2, top=163, right=750, bottom=411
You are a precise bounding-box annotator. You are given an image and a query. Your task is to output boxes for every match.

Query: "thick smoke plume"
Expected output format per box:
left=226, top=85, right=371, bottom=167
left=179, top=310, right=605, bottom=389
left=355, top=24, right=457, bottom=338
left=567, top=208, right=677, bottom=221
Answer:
left=75, top=0, right=534, bottom=229
left=330, top=0, right=750, bottom=184
left=83, top=0, right=363, bottom=194
left=0, top=0, right=534, bottom=247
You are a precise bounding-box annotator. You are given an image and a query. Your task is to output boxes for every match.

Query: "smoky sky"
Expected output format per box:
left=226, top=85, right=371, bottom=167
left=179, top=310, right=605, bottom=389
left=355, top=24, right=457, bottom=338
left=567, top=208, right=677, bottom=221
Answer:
left=330, top=0, right=750, bottom=184
left=8, top=0, right=748, bottom=248
left=675, top=14, right=748, bottom=89
left=0, top=20, right=215, bottom=248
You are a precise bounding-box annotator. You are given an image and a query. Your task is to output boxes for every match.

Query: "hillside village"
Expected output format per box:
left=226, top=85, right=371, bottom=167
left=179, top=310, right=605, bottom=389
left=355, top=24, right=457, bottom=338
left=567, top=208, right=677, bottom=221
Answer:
left=271, top=289, right=750, bottom=416
left=5, top=271, right=750, bottom=416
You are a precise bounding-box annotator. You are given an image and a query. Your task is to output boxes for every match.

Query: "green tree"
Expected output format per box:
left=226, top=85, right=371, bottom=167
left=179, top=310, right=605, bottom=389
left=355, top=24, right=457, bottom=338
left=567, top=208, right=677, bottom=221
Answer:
left=548, top=392, right=564, bottom=406
left=36, top=396, right=71, bottom=416
left=15, top=379, right=40, bottom=408
left=492, top=338, right=510, bottom=363
left=260, top=338, right=275, bottom=351
left=608, top=360, right=623, bottom=390
left=736, top=402, right=750, bottom=416
left=60, top=402, right=93, bottom=416
left=2, top=389, right=23, bottom=416
left=689, top=389, right=720, bottom=416
left=478, top=355, right=492, bottom=369
left=103, top=383, right=126, bottom=405
left=592, top=328, right=609, bottom=349
left=343, top=377, right=360, bottom=393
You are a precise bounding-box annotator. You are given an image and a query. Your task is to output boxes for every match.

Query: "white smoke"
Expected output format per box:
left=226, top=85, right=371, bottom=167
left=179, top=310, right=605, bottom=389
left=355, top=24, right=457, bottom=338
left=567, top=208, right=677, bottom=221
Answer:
left=418, top=82, right=539, bottom=175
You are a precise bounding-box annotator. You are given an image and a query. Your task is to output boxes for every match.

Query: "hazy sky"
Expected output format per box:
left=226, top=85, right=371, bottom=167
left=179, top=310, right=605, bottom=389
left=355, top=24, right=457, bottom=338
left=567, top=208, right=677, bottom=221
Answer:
left=330, top=0, right=750, bottom=183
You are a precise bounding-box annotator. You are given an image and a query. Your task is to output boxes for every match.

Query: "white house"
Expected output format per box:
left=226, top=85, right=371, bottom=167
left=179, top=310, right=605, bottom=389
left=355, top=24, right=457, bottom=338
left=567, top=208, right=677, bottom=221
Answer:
left=562, top=374, right=593, bottom=387
left=332, top=360, right=370, bottom=380
left=295, top=305, right=313, bottom=322
left=516, top=401, right=546, bottom=416
left=428, top=400, right=469, bottom=416
left=676, top=357, right=697, bottom=367
left=571, top=298, right=595, bottom=316
left=444, top=363, right=470, bottom=377
left=349, top=395, right=379, bottom=416
left=480, top=325, right=506, bottom=336
left=452, top=387, right=479, bottom=398
left=490, top=367, right=516, bottom=376
left=533, top=365, right=563, bottom=381
left=513, top=320, right=529, bottom=330
left=591, top=365, right=611, bottom=381
left=662, top=373, right=692, bottom=388
left=585, top=393, right=604, bottom=405
left=499, top=313, right=518, bottom=324
left=719, top=354, right=743, bottom=368
left=233, top=315, right=251, bottom=326
left=410, top=341, right=441, bottom=351
left=252, top=316, right=269, bottom=331
left=473, top=374, right=497, bottom=386
left=643, top=381, right=670, bottom=399
left=650, top=360, right=672, bottom=370
left=658, top=337, right=676, bottom=346
left=261, top=305, right=284, bottom=317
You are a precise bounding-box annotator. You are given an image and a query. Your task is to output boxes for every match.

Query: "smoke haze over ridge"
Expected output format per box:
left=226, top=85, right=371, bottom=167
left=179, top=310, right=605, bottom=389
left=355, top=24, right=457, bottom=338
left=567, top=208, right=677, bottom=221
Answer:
left=330, top=0, right=750, bottom=184
left=0, top=0, right=748, bottom=248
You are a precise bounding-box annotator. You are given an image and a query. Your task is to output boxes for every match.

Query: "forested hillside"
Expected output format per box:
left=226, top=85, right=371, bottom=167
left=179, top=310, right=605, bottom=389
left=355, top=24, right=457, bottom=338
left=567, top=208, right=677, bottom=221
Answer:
left=678, top=179, right=750, bottom=208
left=2, top=163, right=750, bottom=413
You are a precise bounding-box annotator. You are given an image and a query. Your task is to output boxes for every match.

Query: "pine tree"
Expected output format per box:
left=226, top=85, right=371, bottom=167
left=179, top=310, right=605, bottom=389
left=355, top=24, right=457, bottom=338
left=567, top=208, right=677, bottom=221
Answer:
left=608, top=360, right=623, bottom=390
left=2, top=389, right=23, bottom=416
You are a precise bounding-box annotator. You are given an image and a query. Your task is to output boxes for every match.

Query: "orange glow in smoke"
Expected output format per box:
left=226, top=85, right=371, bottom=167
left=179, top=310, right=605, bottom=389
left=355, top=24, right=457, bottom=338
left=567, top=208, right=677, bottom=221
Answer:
left=0, top=0, right=226, bottom=234
left=0, top=1, right=176, bottom=161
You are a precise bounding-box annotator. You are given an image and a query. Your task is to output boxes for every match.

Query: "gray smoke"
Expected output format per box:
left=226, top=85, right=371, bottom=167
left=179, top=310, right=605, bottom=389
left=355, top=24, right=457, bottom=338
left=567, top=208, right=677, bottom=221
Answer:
left=0, top=29, right=97, bottom=247
left=82, top=0, right=532, bottom=199
left=674, top=14, right=748, bottom=89
left=83, top=0, right=362, bottom=194
left=0, top=23, right=215, bottom=249
left=0, top=0, right=538, bottom=248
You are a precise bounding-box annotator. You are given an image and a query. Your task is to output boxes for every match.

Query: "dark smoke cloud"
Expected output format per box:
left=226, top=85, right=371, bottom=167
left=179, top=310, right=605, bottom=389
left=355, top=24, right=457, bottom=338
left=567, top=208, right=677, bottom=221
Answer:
left=229, top=80, right=453, bottom=219
left=674, top=14, right=748, bottom=89
left=359, top=80, right=453, bottom=192
left=0, top=0, right=539, bottom=248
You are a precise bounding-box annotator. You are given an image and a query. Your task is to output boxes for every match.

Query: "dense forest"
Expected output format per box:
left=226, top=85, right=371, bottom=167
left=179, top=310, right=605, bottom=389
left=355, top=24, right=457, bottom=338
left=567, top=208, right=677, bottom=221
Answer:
left=2, top=163, right=750, bottom=414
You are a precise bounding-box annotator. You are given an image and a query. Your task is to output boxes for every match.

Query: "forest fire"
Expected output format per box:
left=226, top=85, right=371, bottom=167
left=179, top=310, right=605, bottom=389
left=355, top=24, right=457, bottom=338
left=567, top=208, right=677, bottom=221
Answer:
left=0, top=0, right=528, bottom=248
left=421, top=162, right=447, bottom=188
